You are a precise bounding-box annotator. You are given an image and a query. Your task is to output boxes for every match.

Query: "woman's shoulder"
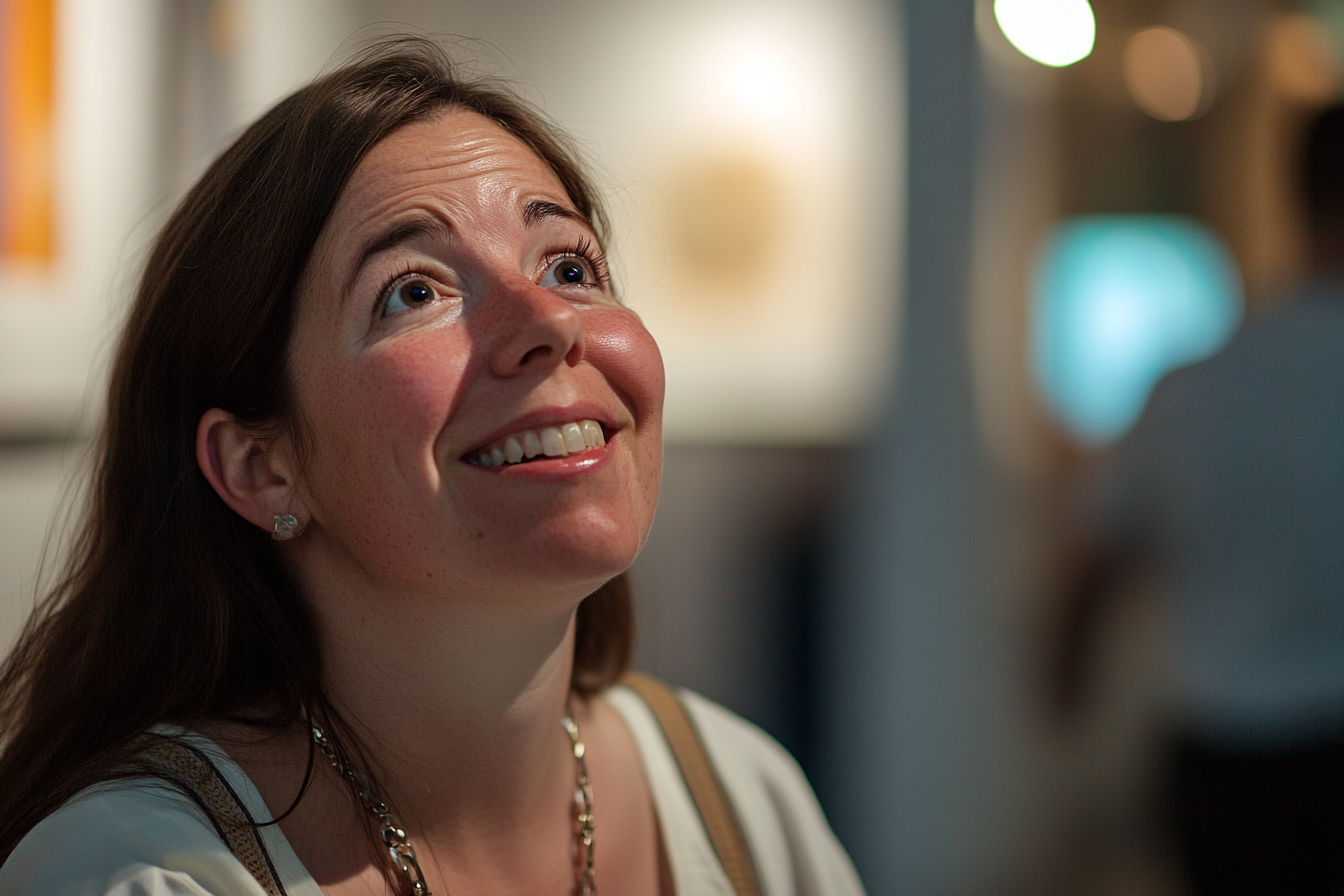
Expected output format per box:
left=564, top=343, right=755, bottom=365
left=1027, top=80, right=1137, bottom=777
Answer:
left=604, top=679, right=866, bottom=896
left=675, top=688, right=814, bottom=790
left=0, top=778, right=265, bottom=895
left=0, top=731, right=319, bottom=896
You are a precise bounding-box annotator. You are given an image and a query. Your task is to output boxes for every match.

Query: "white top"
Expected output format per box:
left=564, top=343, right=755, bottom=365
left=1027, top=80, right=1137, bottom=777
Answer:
left=0, top=685, right=865, bottom=896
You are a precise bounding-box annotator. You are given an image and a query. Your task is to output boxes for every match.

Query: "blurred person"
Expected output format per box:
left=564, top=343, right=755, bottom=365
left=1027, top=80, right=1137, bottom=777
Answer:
left=1051, top=104, right=1344, bottom=896
left=0, top=38, right=864, bottom=896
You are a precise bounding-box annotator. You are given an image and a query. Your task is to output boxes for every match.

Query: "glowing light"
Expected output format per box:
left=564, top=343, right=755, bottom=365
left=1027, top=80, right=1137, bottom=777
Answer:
left=993, top=0, right=1096, bottom=68
left=1033, top=217, right=1242, bottom=444
left=1124, top=28, right=1210, bottom=121
left=684, top=26, right=817, bottom=131
left=1266, top=12, right=1340, bottom=102
left=724, top=44, right=793, bottom=119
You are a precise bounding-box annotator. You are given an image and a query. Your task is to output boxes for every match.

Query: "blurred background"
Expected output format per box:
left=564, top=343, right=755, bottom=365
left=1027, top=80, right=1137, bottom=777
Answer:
left=0, top=1, right=1340, bottom=893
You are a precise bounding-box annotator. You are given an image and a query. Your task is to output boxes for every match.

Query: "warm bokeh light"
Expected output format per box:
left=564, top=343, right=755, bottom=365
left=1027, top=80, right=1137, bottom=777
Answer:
left=1266, top=12, right=1340, bottom=102
left=721, top=41, right=795, bottom=122
left=1033, top=216, right=1242, bottom=444
left=993, top=0, right=1096, bottom=68
left=1123, top=27, right=1209, bottom=122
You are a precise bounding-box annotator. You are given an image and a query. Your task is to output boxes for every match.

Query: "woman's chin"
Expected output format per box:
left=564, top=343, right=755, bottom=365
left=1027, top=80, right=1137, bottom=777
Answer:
left=508, top=541, right=642, bottom=597
left=505, top=505, right=647, bottom=577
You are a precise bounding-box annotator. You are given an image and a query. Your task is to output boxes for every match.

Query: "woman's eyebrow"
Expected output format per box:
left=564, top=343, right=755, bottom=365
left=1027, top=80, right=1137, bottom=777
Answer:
left=346, top=211, right=454, bottom=294
left=522, top=199, right=588, bottom=229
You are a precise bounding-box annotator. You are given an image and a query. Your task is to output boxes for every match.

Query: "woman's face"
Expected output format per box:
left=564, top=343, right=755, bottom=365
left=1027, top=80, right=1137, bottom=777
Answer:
left=285, top=109, right=663, bottom=603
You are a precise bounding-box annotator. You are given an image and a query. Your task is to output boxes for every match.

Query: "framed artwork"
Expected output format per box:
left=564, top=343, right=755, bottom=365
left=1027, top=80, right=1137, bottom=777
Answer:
left=0, top=0, right=162, bottom=438
left=0, top=0, right=54, bottom=261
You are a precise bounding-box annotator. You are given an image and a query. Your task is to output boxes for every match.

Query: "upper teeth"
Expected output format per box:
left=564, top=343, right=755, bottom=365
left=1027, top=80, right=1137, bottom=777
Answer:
left=469, top=419, right=606, bottom=467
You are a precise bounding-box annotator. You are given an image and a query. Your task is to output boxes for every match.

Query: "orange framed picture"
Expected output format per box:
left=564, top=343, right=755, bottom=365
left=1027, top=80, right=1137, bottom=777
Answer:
left=0, top=0, right=54, bottom=262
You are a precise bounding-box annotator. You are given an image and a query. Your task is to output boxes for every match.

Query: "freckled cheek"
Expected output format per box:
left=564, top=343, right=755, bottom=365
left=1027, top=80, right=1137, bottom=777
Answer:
left=585, top=310, right=664, bottom=531
left=305, top=336, right=471, bottom=475
left=585, top=310, right=666, bottom=429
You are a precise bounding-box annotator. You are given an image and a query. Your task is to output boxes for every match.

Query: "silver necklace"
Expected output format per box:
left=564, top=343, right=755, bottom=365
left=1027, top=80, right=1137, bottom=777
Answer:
left=310, top=709, right=596, bottom=896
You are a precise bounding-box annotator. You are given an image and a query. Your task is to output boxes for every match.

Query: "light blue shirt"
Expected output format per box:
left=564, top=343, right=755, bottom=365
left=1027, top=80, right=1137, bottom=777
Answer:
left=1096, top=286, right=1344, bottom=744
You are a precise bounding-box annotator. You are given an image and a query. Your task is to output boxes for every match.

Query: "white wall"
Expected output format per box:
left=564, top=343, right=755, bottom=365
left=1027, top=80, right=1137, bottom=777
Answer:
left=0, top=0, right=166, bottom=653
left=0, top=445, right=80, bottom=655
left=0, top=0, right=163, bottom=438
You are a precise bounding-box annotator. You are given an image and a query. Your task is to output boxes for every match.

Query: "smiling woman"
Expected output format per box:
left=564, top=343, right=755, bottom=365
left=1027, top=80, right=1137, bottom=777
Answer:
left=0, top=37, right=862, bottom=896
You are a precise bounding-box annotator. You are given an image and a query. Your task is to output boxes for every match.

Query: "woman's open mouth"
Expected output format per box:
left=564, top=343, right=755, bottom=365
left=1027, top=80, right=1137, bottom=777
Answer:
left=465, top=419, right=607, bottom=468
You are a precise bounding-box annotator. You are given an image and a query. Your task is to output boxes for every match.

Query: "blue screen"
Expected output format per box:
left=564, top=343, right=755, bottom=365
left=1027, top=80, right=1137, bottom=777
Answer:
left=1032, top=215, right=1243, bottom=444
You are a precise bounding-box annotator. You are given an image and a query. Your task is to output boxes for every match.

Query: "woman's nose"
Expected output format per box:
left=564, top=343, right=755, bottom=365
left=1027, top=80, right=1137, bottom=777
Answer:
left=488, top=278, right=585, bottom=378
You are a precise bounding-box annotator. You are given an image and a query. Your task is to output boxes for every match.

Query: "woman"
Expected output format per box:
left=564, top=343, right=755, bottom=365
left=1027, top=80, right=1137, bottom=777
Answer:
left=0, top=38, right=863, bottom=895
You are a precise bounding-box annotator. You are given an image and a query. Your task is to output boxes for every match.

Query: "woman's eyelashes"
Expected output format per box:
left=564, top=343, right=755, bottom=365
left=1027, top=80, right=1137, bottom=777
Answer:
left=376, top=240, right=609, bottom=319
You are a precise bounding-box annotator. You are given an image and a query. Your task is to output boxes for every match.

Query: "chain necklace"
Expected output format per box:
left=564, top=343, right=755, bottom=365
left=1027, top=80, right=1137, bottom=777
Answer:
left=311, top=708, right=597, bottom=896
left=563, top=712, right=597, bottom=896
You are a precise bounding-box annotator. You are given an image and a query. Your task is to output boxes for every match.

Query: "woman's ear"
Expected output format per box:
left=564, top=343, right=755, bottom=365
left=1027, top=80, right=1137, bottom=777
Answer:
left=196, top=408, right=309, bottom=536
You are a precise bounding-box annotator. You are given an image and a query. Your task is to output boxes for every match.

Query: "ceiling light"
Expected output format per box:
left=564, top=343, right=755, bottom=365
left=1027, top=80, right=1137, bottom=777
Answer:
left=993, top=0, right=1096, bottom=68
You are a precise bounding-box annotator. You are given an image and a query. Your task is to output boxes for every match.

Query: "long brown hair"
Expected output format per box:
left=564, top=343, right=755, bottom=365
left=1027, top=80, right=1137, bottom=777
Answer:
left=0, top=36, right=632, bottom=862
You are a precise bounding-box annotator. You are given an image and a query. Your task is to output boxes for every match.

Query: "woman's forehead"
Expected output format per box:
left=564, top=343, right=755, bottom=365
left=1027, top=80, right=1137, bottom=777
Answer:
left=333, top=109, right=573, bottom=233
left=300, top=108, right=590, bottom=307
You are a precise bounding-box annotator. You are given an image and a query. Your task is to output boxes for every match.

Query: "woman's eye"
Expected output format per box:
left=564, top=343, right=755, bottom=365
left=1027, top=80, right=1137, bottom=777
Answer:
left=383, top=277, right=437, bottom=316
left=540, top=257, right=593, bottom=288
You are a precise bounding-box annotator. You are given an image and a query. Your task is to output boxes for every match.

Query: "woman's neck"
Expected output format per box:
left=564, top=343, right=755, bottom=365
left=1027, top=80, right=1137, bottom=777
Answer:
left=241, top=547, right=602, bottom=891
left=311, top=566, right=591, bottom=832
left=204, top=567, right=666, bottom=894
left=317, top=581, right=581, bottom=827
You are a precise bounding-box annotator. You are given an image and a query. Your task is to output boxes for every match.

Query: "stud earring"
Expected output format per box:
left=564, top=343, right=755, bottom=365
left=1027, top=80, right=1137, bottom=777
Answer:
left=272, top=514, right=303, bottom=541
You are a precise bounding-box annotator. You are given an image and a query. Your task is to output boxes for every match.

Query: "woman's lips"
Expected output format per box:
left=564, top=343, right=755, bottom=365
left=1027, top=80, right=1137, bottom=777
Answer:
left=464, top=418, right=606, bottom=468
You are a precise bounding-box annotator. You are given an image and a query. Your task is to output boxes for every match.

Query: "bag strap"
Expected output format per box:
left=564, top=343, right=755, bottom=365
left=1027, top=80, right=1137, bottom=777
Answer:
left=619, top=672, right=762, bottom=896
left=138, top=735, right=289, bottom=896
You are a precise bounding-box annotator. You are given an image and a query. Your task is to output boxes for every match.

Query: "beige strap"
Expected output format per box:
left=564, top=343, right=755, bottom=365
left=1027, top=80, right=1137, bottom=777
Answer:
left=139, top=736, right=288, bottom=896
left=620, top=672, right=762, bottom=896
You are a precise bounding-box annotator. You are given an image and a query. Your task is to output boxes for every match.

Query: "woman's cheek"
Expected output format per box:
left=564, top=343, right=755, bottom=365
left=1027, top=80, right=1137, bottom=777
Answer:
left=367, top=329, right=469, bottom=419
left=303, top=332, right=471, bottom=491
left=584, top=308, right=665, bottom=427
left=584, top=308, right=664, bottom=543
